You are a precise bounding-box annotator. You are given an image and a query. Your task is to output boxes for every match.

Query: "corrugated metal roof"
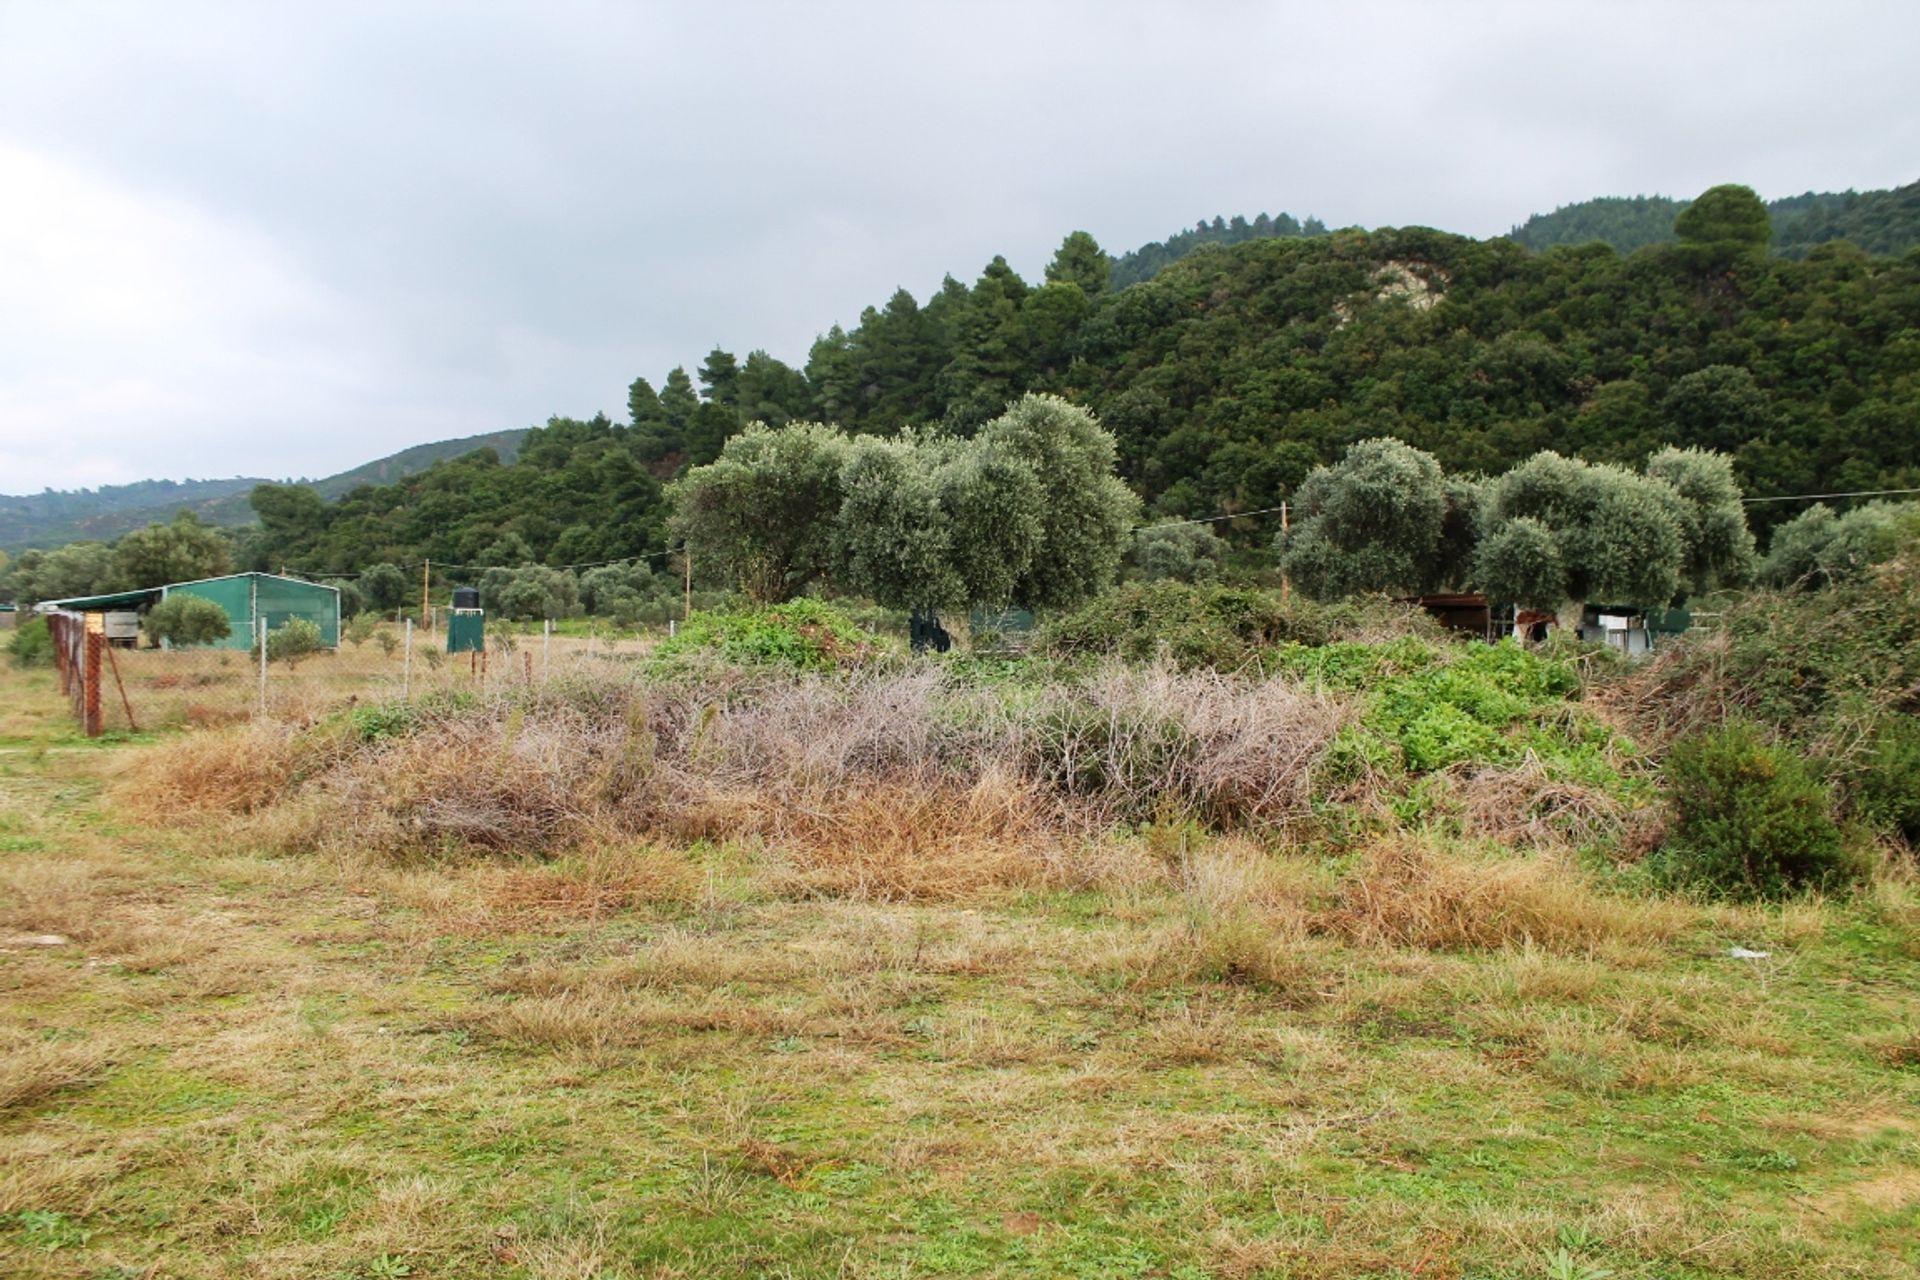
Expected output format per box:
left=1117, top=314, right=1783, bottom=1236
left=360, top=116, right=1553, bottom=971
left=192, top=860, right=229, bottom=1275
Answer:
left=36, top=572, right=338, bottom=614
left=36, top=587, right=164, bottom=611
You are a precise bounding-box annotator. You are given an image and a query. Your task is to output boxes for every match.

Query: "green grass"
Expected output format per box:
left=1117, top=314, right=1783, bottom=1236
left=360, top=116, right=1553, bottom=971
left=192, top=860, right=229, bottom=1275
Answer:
left=1, top=662, right=1917, bottom=1278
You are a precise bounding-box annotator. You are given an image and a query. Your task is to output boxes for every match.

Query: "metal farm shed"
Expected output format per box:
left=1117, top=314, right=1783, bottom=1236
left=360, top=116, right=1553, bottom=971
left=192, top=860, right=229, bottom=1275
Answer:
left=41, top=572, right=340, bottom=650
left=164, top=573, right=340, bottom=649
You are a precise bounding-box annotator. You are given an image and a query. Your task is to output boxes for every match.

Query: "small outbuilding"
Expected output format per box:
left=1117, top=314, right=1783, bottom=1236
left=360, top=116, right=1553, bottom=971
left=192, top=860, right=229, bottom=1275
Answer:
left=39, top=572, right=340, bottom=650
left=1573, top=604, right=1691, bottom=657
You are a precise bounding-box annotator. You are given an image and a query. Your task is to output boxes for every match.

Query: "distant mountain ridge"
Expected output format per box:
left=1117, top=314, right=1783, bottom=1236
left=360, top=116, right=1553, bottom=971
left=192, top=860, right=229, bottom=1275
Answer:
left=1107, top=182, right=1920, bottom=292
left=1507, top=181, right=1920, bottom=257
left=0, top=428, right=528, bottom=551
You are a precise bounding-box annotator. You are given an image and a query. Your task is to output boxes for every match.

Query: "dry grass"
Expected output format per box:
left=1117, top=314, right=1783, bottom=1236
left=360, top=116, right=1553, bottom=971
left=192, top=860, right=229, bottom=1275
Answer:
left=1323, top=835, right=1690, bottom=953
left=0, top=1032, right=113, bottom=1116
left=18, top=657, right=1917, bottom=1277
left=1, top=821, right=1915, bottom=1275
left=1449, top=755, right=1636, bottom=847
left=114, top=663, right=1355, bottom=903
left=113, top=719, right=298, bottom=815
left=752, top=772, right=1066, bottom=901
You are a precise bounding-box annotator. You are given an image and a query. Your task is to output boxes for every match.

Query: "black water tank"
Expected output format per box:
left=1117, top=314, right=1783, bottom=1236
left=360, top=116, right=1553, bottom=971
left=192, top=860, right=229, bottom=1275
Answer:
left=452, top=585, right=480, bottom=610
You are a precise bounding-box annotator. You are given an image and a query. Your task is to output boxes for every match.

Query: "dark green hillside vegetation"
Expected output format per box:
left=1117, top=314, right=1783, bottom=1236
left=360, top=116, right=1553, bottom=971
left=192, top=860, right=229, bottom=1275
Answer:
left=1510, top=179, right=1920, bottom=259
left=241, top=415, right=667, bottom=576
left=188, top=181, right=1919, bottom=583
left=0, top=477, right=258, bottom=551
left=1107, top=209, right=1330, bottom=289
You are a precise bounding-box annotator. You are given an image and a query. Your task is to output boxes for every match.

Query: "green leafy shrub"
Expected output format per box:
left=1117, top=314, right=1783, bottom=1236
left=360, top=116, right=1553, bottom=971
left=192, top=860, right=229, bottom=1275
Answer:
left=144, top=594, right=233, bottom=648
left=650, top=599, right=881, bottom=672
left=1284, top=638, right=1626, bottom=788
left=1851, top=715, right=1920, bottom=845
left=7, top=616, right=52, bottom=668
left=1654, top=720, right=1852, bottom=899
left=1620, top=554, right=1920, bottom=732
left=264, top=618, right=325, bottom=664
left=1039, top=581, right=1434, bottom=670
left=347, top=701, right=422, bottom=743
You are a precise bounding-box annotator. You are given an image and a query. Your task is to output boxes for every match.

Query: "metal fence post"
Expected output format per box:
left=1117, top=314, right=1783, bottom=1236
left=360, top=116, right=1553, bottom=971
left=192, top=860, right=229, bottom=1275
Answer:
left=542, top=619, right=551, bottom=682
left=257, top=617, right=269, bottom=716
left=403, top=618, right=413, bottom=698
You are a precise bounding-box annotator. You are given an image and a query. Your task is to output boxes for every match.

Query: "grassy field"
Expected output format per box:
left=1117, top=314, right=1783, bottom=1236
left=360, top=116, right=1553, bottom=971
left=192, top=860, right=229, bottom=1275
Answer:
left=70, top=624, right=664, bottom=733
left=2, top=654, right=1918, bottom=1280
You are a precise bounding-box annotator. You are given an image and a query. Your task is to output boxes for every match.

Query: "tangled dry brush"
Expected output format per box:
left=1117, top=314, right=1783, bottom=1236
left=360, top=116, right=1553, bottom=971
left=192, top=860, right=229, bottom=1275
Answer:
left=129, top=662, right=1353, bottom=896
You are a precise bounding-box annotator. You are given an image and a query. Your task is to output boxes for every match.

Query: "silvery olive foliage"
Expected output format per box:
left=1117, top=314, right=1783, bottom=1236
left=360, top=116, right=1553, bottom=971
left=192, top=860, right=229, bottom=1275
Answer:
left=1644, top=446, right=1758, bottom=593
left=1276, top=438, right=1475, bottom=599
left=975, top=394, right=1141, bottom=610
left=671, top=395, right=1135, bottom=612
left=1761, top=500, right=1917, bottom=589
left=1476, top=452, right=1689, bottom=609
left=1130, top=521, right=1227, bottom=584
left=668, top=422, right=851, bottom=604
left=1276, top=439, right=1754, bottom=612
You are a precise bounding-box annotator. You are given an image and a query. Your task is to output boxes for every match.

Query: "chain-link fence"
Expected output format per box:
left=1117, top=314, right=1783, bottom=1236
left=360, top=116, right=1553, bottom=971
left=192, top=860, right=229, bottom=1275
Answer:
left=51, top=617, right=668, bottom=734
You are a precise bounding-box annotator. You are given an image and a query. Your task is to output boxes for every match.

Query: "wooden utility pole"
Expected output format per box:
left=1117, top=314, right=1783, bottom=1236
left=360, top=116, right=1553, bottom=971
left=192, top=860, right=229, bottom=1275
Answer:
left=421, top=559, right=431, bottom=627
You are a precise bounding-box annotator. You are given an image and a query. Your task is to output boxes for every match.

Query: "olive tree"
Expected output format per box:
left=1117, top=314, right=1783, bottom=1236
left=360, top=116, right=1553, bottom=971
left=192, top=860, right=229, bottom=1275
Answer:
left=975, top=394, right=1139, bottom=610
left=479, top=565, right=580, bottom=621
left=1130, top=521, right=1226, bottom=583
left=113, top=511, right=232, bottom=590
left=1475, top=451, right=1688, bottom=610
left=668, top=395, right=1131, bottom=617
left=358, top=563, right=409, bottom=613
left=1761, top=501, right=1916, bottom=589
left=1277, top=438, right=1474, bottom=599
left=668, top=422, right=849, bottom=603
left=833, top=434, right=960, bottom=611
left=1644, top=446, right=1757, bottom=592
left=579, top=561, right=658, bottom=623
left=143, top=594, right=233, bottom=648
left=931, top=437, right=1045, bottom=611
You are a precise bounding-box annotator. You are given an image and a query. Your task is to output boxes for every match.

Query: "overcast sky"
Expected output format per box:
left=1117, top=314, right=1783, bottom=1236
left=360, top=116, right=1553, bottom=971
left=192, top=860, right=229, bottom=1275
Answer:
left=2, top=1, right=1914, bottom=494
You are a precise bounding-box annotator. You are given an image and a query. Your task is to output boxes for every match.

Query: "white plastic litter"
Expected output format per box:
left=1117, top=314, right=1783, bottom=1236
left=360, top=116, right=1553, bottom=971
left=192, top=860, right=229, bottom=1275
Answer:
left=1729, top=946, right=1771, bottom=959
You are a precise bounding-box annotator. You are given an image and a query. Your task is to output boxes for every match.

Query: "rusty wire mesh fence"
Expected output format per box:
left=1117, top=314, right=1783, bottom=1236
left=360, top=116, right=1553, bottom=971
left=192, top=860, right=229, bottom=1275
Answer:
left=51, top=617, right=667, bottom=734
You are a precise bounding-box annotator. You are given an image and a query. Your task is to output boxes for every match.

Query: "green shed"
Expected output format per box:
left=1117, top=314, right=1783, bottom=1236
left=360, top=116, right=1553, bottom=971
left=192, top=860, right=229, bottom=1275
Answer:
left=163, top=572, right=341, bottom=650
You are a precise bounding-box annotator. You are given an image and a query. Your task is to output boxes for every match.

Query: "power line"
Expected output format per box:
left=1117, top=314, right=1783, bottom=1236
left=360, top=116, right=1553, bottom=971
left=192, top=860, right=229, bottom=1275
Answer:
left=1740, top=486, right=1920, bottom=504
left=1132, top=504, right=1290, bottom=533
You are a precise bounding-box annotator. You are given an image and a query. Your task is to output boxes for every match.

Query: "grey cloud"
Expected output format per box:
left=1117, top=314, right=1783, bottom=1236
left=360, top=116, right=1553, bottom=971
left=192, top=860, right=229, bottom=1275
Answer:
left=0, top=0, right=1913, bottom=491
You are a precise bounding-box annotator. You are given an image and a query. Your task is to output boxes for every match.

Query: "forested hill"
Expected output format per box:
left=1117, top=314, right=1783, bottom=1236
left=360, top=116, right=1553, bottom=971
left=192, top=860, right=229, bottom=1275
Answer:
left=0, top=478, right=260, bottom=551
left=1108, top=211, right=1330, bottom=289
left=237, top=183, right=1920, bottom=579
left=1508, top=180, right=1920, bottom=257
left=0, top=428, right=528, bottom=552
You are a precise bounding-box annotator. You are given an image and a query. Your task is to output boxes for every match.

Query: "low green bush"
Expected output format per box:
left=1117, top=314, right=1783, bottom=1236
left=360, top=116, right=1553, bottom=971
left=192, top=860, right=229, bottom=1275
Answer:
left=264, top=618, right=325, bottom=664
left=1851, top=715, right=1920, bottom=845
left=7, top=617, right=52, bottom=668
left=145, top=594, right=232, bottom=648
left=1654, top=720, right=1853, bottom=899
left=650, top=599, right=882, bottom=672
left=1286, top=639, right=1613, bottom=779
left=1038, top=581, right=1435, bottom=670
